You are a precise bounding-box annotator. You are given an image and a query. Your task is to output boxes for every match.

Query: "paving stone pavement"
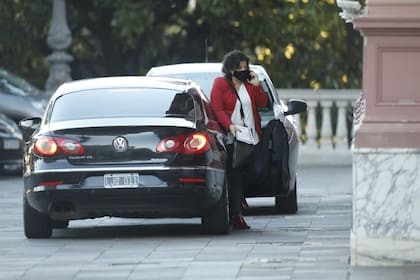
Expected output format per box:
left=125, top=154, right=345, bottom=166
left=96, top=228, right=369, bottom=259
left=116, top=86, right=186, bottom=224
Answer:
left=0, top=166, right=419, bottom=279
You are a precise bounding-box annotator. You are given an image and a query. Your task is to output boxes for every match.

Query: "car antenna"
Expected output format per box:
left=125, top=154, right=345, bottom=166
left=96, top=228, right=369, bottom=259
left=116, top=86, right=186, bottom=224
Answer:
left=205, top=39, right=208, bottom=63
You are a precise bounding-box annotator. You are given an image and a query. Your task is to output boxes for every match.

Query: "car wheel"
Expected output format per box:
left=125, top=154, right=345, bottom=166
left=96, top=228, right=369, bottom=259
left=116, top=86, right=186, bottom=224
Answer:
left=201, top=179, right=230, bottom=234
left=23, top=198, right=52, bottom=238
left=52, top=220, right=69, bottom=229
left=275, top=180, right=298, bottom=214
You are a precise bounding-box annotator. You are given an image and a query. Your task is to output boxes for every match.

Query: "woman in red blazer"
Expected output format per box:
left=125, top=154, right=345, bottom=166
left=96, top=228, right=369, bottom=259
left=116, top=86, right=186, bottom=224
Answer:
left=210, top=50, right=268, bottom=230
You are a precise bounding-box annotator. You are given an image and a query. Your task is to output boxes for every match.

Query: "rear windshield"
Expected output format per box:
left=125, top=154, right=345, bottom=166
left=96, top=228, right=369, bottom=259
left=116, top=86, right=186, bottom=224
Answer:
left=49, top=88, right=195, bottom=122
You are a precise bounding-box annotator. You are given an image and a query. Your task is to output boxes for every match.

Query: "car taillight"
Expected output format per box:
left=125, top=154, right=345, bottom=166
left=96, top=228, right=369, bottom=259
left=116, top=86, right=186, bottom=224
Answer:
left=33, top=136, right=85, bottom=157
left=55, top=138, right=85, bottom=155
left=34, top=137, right=58, bottom=156
left=184, top=133, right=209, bottom=153
left=156, top=132, right=210, bottom=154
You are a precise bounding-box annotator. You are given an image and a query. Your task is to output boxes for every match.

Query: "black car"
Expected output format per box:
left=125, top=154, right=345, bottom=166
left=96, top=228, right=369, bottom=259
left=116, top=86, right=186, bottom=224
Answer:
left=0, top=114, right=23, bottom=174
left=0, top=68, right=49, bottom=123
left=20, top=76, right=230, bottom=238
left=147, top=63, right=307, bottom=213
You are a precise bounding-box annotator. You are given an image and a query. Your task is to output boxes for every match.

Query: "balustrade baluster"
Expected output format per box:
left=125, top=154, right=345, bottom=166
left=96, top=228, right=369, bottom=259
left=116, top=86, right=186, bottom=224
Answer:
left=320, top=100, right=333, bottom=150
left=336, top=100, right=349, bottom=150
left=304, top=100, right=318, bottom=149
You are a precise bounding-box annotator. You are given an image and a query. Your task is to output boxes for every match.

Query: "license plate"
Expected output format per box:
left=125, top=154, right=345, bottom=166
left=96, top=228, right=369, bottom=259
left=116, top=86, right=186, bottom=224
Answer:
left=104, top=173, right=140, bottom=188
left=3, top=139, right=20, bottom=150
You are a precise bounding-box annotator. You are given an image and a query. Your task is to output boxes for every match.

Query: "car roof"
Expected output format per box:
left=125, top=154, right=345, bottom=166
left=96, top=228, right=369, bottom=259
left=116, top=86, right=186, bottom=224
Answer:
left=146, top=63, right=270, bottom=99
left=147, top=62, right=266, bottom=76
left=53, top=76, right=197, bottom=98
left=147, top=63, right=222, bottom=75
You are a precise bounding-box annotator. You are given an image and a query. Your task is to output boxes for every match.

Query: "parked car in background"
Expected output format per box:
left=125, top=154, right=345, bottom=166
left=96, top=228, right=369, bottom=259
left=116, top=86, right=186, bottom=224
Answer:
left=20, top=76, right=229, bottom=238
left=0, top=114, right=23, bottom=174
left=147, top=63, right=307, bottom=214
left=0, top=68, right=50, bottom=123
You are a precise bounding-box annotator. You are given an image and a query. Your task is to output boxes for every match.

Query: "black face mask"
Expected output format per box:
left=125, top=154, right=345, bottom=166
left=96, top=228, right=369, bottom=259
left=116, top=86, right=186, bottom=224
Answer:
left=233, top=69, right=250, bottom=82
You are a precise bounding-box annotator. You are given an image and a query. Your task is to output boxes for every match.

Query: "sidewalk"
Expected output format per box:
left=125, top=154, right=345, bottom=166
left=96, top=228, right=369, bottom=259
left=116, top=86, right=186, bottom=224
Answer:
left=1, top=166, right=420, bottom=279
left=295, top=166, right=420, bottom=280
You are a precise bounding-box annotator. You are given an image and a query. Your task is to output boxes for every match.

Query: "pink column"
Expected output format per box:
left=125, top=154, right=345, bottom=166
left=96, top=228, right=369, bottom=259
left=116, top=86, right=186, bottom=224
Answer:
left=354, top=0, right=420, bottom=148
left=339, top=0, right=420, bottom=266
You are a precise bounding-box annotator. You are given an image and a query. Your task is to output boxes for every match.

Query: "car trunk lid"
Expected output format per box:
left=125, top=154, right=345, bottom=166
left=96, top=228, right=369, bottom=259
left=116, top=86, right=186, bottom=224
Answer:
left=50, top=117, right=196, bottom=165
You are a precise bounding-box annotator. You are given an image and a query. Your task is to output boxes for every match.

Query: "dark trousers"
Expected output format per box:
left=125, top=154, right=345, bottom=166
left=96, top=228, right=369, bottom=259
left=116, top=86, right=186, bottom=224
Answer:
left=226, top=142, right=264, bottom=217
left=226, top=144, right=245, bottom=217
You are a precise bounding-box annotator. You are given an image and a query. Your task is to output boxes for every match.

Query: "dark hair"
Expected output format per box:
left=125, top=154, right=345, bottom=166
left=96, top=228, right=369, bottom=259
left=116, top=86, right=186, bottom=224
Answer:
left=221, top=50, right=249, bottom=80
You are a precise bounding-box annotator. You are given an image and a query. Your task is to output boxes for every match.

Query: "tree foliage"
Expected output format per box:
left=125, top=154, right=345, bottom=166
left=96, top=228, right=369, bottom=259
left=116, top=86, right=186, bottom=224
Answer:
left=0, top=0, right=362, bottom=90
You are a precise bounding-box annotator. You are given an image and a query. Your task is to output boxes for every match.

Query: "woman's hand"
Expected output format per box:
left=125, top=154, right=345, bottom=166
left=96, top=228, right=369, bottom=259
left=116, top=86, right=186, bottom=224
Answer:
left=229, top=124, right=240, bottom=137
left=248, top=71, right=260, bottom=86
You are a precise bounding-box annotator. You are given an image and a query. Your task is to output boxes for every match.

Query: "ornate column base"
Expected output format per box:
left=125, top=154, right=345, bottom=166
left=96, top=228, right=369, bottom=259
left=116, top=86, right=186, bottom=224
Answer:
left=351, top=148, right=420, bottom=266
left=45, top=51, right=73, bottom=93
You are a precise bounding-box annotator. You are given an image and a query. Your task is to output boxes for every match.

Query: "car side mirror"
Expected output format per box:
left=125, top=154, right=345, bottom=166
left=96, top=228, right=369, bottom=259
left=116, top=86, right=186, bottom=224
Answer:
left=284, top=99, right=307, bottom=116
left=19, top=117, right=42, bottom=141
left=19, top=117, right=42, bottom=131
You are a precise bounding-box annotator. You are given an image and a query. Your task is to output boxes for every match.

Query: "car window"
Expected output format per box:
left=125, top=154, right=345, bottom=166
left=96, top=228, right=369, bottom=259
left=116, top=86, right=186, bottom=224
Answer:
left=49, top=88, right=196, bottom=122
left=252, top=77, right=274, bottom=122
left=165, top=92, right=195, bottom=118
left=259, top=79, right=274, bottom=106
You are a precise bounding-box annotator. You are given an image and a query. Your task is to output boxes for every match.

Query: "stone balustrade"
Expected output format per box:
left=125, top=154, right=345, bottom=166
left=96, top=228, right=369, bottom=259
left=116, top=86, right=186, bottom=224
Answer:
left=277, top=89, right=360, bottom=166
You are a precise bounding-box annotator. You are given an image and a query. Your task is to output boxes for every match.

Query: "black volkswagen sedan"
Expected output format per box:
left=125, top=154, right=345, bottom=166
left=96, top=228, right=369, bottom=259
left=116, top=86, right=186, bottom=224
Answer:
left=20, top=77, right=229, bottom=238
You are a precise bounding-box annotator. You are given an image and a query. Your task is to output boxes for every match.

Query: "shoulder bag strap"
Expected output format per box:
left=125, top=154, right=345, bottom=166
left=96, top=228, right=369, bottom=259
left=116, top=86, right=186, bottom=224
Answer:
left=224, top=78, right=246, bottom=126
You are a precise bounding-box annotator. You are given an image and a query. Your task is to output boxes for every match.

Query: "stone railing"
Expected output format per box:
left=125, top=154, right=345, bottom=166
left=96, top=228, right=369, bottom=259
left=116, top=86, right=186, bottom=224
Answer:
left=277, top=89, right=360, bottom=166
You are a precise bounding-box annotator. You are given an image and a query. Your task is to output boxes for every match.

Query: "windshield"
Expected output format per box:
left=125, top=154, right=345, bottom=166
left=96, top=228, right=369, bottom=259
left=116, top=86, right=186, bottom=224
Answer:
left=0, top=68, right=41, bottom=97
left=50, top=88, right=196, bottom=122
left=152, top=72, right=219, bottom=97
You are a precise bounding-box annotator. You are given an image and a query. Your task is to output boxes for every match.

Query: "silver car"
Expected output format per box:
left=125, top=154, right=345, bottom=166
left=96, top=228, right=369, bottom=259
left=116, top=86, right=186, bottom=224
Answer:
left=147, top=63, right=306, bottom=213
left=0, top=68, right=49, bottom=123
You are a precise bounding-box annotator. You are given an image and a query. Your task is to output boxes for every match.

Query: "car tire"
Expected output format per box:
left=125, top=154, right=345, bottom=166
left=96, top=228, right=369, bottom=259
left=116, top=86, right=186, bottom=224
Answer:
left=23, top=198, right=52, bottom=238
left=201, top=179, right=230, bottom=235
left=275, top=180, right=298, bottom=214
left=52, top=220, right=69, bottom=229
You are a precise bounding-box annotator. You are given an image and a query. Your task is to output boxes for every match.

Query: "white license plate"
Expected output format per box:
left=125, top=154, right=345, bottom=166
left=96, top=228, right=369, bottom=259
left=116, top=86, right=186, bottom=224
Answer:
left=104, top=173, right=140, bottom=188
left=3, top=139, right=20, bottom=150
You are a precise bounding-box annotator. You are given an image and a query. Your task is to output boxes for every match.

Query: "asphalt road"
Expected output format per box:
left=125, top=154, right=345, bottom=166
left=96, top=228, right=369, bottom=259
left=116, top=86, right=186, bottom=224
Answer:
left=0, top=166, right=417, bottom=279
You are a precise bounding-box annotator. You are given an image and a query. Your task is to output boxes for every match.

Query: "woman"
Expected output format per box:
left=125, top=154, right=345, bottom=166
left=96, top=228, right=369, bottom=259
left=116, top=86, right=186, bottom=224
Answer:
left=210, top=50, right=268, bottom=230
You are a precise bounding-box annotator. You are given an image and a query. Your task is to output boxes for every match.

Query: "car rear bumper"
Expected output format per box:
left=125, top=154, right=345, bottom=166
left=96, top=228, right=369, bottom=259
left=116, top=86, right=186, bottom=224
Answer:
left=24, top=166, right=225, bottom=220
left=0, top=150, right=22, bottom=164
left=0, top=158, right=22, bottom=172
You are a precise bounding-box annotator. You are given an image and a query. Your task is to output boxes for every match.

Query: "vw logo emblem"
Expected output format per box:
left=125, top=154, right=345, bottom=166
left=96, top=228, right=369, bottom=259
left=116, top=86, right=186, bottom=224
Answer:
left=112, top=137, right=128, bottom=152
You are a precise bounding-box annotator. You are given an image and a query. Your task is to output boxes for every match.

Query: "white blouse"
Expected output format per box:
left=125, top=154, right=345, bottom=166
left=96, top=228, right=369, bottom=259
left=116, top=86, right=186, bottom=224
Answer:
left=230, top=84, right=259, bottom=144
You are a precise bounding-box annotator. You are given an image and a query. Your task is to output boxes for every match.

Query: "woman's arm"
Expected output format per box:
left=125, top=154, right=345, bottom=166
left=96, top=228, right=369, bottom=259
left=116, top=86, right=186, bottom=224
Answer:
left=246, top=82, right=268, bottom=108
left=210, top=78, right=234, bottom=132
left=254, top=84, right=268, bottom=108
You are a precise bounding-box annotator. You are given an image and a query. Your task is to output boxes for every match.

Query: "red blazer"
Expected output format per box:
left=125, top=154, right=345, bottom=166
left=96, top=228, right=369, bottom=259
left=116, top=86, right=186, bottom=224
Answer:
left=210, top=76, right=268, bottom=139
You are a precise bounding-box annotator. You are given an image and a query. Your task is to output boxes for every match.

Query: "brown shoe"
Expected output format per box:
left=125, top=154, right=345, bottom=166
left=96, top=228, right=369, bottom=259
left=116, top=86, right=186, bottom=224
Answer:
left=231, top=216, right=250, bottom=230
